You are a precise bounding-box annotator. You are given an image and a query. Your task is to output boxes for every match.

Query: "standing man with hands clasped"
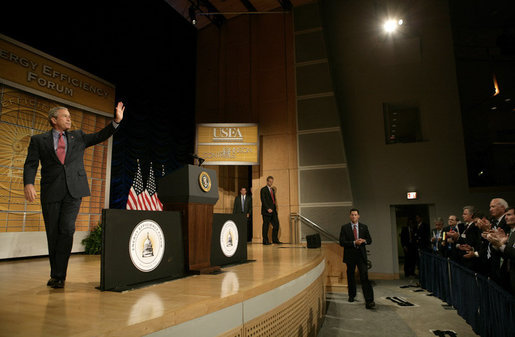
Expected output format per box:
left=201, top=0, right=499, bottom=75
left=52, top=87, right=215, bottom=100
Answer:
left=23, top=102, right=125, bottom=289
left=339, top=208, right=375, bottom=309
left=233, top=187, right=252, bottom=242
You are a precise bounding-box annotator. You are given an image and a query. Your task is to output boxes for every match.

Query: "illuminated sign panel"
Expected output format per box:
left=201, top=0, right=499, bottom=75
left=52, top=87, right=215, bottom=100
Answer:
left=196, top=124, right=259, bottom=165
left=407, top=192, right=417, bottom=200
left=0, top=34, right=115, bottom=116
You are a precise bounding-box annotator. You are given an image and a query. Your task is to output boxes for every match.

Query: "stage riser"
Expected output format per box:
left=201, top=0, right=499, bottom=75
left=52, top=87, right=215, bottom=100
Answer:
left=146, top=260, right=326, bottom=337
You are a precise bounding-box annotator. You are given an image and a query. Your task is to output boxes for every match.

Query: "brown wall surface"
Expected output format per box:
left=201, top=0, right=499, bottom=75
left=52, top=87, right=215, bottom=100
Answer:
left=196, top=13, right=298, bottom=243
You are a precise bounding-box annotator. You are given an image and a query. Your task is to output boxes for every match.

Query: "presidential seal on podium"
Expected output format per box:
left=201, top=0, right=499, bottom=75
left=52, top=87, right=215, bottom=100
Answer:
left=199, top=171, right=212, bottom=192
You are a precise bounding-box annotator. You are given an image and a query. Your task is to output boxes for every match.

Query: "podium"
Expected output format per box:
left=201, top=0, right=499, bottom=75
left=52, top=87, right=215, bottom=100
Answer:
left=158, top=165, right=220, bottom=274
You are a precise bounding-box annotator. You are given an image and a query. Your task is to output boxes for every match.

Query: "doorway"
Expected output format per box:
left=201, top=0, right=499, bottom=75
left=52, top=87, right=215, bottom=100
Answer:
left=391, top=204, right=433, bottom=277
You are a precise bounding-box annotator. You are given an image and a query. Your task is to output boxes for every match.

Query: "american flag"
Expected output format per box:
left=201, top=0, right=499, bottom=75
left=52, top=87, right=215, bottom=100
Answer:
left=126, top=160, right=163, bottom=211
left=126, top=159, right=145, bottom=210
left=145, top=162, right=163, bottom=211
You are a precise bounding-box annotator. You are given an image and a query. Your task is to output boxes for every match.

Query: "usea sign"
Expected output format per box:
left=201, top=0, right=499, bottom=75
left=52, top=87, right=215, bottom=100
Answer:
left=196, top=123, right=259, bottom=165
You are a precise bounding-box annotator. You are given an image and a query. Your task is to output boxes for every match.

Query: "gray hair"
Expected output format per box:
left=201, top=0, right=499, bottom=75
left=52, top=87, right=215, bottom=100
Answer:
left=48, top=106, right=68, bottom=126
left=434, top=217, right=444, bottom=224
left=463, top=205, right=475, bottom=215
left=492, top=198, right=508, bottom=210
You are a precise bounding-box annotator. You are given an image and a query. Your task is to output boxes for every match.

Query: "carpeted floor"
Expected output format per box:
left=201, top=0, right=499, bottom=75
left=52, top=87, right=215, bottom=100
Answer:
left=318, top=278, right=478, bottom=337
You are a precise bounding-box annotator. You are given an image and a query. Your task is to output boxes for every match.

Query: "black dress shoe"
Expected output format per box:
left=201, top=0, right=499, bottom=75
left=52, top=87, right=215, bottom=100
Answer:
left=47, top=278, right=58, bottom=287
left=51, top=280, right=65, bottom=289
left=263, top=242, right=271, bottom=245
left=273, top=241, right=283, bottom=244
left=365, top=301, right=375, bottom=309
left=348, top=297, right=355, bottom=302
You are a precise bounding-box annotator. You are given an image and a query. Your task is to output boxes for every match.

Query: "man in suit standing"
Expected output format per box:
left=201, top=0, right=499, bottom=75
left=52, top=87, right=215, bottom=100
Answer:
left=442, top=214, right=461, bottom=260
left=414, top=214, right=431, bottom=252
left=233, top=187, right=252, bottom=242
left=339, top=208, right=375, bottom=309
left=489, top=198, right=509, bottom=233
left=431, top=217, right=445, bottom=255
left=488, top=207, right=515, bottom=294
left=456, top=206, right=482, bottom=270
left=260, top=176, right=281, bottom=245
left=400, top=219, right=417, bottom=277
left=24, top=102, right=125, bottom=288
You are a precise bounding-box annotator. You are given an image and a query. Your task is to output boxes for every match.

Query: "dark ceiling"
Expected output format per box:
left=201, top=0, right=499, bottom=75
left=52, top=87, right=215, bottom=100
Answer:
left=165, top=0, right=313, bottom=29
left=449, top=0, right=515, bottom=187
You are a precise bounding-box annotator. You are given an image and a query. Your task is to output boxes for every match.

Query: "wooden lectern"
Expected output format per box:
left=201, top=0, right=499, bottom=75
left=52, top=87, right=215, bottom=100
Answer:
left=158, top=165, right=220, bottom=274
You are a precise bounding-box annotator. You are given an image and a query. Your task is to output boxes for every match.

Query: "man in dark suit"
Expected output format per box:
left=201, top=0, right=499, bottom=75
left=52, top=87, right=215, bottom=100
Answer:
left=233, top=187, right=252, bottom=241
left=339, top=208, right=375, bottom=309
left=489, top=198, right=509, bottom=233
left=414, top=214, right=431, bottom=252
left=456, top=206, right=482, bottom=270
left=442, top=214, right=461, bottom=259
left=260, top=176, right=281, bottom=245
left=488, top=207, right=515, bottom=294
left=24, top=102, right=124, bottom=288
left=430, top=217, right=445, bottom=255
left=400, top=219, right=417, bottom=277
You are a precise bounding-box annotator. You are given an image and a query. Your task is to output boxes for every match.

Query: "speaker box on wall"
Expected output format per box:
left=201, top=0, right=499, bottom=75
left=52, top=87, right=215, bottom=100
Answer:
left=306, top=233, right=321, bottom=248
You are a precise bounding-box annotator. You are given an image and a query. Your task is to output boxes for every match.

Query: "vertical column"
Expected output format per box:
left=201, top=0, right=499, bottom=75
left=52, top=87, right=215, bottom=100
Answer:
left=293, top=3, right=354, bottom=241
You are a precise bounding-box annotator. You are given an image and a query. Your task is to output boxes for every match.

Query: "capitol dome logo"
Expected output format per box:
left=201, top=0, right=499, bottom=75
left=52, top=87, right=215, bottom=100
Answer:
left=220, top=220, right=238, bottom=257
left=129, top=220, right=165, bottom=272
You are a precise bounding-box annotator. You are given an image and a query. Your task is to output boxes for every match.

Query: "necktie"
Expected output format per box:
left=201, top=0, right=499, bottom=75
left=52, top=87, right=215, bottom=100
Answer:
left=241, top=196, right=245, bottom=213
left=270, top=188, right=275, bottom=204
left=435, top=231, right=440, bottom=251
left=56, top=132, right=66, bottom=164
left=353, top=224, right=358, bottom=240
left=491, top=218, right=498, bottom=229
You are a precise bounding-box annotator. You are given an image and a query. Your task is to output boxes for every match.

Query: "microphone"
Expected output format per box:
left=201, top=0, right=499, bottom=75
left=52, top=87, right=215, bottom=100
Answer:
left=190, top=153, right=205, bottom=166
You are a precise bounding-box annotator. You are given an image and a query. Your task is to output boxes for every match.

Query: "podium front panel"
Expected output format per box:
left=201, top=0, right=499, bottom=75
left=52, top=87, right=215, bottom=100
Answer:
left=101, top=209, right=185, bottom=291
left=211, top=214, right=248, bottom=266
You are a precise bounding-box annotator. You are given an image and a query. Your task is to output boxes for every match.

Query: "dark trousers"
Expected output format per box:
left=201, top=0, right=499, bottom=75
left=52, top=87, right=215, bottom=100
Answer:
left=346, top=257, right=374, bottom=303
left=262, top=211, right=280, bottom=243
left=247, top=216, right=253, bottom=242
left=41, top=192, right=81, bottom=280
left=404, top=246, right=417, bottom=277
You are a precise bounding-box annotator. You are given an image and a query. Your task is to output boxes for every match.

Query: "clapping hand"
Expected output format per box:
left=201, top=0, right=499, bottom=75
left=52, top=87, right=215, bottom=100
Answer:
left=486, top=228, right=508, bottom=248
left=458, top=244, right=472, bottom=251
left=447, top=231, right=459, bottom=240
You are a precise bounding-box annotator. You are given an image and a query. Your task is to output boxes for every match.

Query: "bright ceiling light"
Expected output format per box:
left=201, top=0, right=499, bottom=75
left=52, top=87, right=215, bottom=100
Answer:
left=383, top=18, right=404, bottom=33
left=383, top=19, right=398, bottom=33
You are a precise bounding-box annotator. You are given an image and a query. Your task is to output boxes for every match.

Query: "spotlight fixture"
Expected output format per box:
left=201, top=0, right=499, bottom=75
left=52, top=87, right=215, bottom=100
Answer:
left=383, top=18, right=404, bottom=33
left=189, top=5, right=197, bottom=25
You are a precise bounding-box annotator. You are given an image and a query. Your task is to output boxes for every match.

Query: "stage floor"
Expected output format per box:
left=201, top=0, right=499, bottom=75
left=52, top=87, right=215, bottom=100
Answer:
left=0, top=243, right=324, bottom=337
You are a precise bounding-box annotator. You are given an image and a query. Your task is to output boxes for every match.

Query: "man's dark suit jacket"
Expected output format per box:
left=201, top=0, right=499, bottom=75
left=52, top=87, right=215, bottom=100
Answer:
left=339, top=222, right=372, bottom=263
left=431, top=228, right=445, bottom=253
left=501, top=231, right=515, bottom=294
left=233, top=194, right=252, bottom=215
left=457, top=222, right=482, bottom=251
left=494, top=215, right=509, bottom=234
left=415, top=222, right=431, bottom=251
left=442, top=224, right=462, bottom=260
left=23, top=124, right=117, bottom=203
left=260, top=186, right=276, bottom=216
